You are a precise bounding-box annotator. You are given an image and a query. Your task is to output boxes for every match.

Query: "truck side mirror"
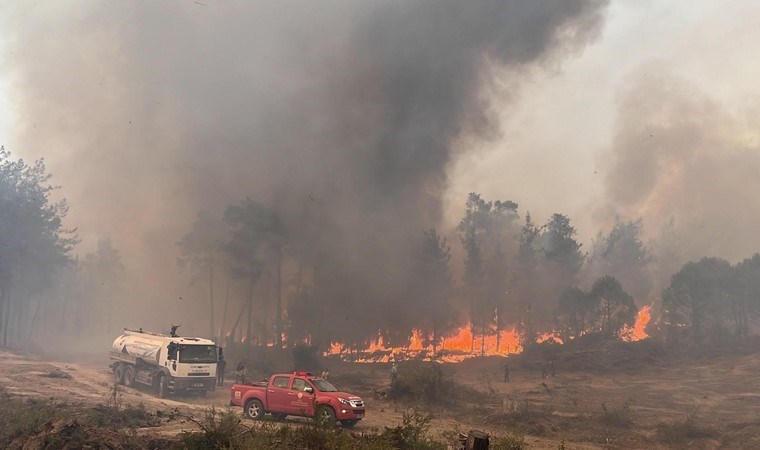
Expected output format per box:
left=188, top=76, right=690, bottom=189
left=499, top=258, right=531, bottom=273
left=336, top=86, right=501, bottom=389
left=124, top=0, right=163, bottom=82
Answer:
left=304, top=387, right=313, bottom=394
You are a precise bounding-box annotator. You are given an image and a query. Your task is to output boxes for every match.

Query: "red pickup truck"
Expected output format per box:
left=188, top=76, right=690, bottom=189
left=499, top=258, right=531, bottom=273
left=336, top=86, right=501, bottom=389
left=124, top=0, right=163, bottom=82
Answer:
left=230, top=372, right=365, bottom=427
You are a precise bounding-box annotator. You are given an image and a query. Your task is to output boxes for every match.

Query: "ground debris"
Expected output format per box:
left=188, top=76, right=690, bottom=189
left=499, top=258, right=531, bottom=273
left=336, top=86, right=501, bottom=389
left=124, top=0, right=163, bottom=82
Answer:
left=40, top=368, right=72, bottom=379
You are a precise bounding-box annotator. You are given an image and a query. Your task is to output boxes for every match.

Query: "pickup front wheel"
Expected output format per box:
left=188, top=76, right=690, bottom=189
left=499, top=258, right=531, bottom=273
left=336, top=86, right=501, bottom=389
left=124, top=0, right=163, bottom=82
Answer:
left=244, top=399, right=265, bottom=420
left=316, top=405, right=336, bottom=427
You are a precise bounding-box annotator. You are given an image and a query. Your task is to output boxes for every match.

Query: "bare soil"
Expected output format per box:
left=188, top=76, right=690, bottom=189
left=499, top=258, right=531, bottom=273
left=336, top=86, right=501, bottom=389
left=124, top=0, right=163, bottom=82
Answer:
left=1, top=347, right=759, bottom=449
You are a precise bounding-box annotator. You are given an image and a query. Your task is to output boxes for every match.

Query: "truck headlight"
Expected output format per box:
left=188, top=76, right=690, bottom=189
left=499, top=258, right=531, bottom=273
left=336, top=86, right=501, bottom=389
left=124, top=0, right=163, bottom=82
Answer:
left=338, top=397, right=350, bottom=405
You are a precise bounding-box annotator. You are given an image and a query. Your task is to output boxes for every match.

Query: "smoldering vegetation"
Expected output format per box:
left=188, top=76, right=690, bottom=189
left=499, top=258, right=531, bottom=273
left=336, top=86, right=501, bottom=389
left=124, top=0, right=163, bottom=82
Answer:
left=1, top=0, right=760, bottom=360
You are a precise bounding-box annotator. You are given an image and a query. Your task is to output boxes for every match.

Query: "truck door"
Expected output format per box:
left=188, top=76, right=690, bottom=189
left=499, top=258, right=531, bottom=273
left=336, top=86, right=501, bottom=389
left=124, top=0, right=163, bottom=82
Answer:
left=289, top=377, right=315, bottom=417
left=267, top=375, right=292, bottom=413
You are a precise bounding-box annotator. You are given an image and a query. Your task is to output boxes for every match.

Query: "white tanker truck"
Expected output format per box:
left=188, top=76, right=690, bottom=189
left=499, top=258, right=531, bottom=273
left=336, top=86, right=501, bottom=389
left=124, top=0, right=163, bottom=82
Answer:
left=109, top=328, right=218, bottom=397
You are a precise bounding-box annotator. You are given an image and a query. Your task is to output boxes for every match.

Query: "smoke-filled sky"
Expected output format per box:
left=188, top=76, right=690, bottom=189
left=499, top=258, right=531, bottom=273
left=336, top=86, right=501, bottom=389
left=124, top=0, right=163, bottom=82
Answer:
left=2, top=1, right=760, bottom=336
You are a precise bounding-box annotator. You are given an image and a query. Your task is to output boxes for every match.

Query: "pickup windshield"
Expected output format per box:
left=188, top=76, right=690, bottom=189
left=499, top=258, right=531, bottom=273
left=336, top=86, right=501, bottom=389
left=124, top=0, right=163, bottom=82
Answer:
left=178, top=345, right=217, bottom=363
left=312, top=379, right=338, bottom=392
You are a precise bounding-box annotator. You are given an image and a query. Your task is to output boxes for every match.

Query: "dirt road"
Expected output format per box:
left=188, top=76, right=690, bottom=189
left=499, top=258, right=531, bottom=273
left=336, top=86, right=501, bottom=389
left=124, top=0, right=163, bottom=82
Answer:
left=2, top=347, right=759, bottom=449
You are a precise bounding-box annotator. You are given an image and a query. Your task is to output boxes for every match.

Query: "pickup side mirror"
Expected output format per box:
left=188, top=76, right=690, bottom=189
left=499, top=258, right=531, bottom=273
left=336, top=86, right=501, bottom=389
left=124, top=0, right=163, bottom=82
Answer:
left=304, top=387, right=314, bottom=394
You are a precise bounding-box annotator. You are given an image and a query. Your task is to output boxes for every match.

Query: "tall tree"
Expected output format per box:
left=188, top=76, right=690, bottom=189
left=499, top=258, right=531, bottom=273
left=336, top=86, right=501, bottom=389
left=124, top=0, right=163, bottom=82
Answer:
left=541, top=213, right=584, bottom=280
left=588, top=217, right=651, bottom=301
left=459, top=193, right=519, bottom=353
left=731, top=254, right=760, bottom=340
left=557, top=287, right=594, bottom=340
left=459, top=193, right=487, bottom=352
left=663, top=257, right=733, bottom=345
left=81, top=238, right=124, bottom=335
left=223, top=198, right=287, bottom=350
left=0, top=148, right=75, bottom=346
left=589, top=276, right=637, bottom=338
left=513, top=212, right=540, bottom=343
left=413, top=228, right=456, bottom=353
left=177, top=211, right=227, bottom=340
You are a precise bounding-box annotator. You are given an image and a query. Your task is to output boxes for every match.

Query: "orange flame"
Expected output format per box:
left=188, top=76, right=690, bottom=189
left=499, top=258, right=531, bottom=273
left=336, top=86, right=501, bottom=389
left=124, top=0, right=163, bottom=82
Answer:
left=324, top=305, right=654, bottom=362
left=537, top=332, right=564, bottom=344
left=325, top=323, right=523, bottom=363
left=622, top=305, right=652, bottom=342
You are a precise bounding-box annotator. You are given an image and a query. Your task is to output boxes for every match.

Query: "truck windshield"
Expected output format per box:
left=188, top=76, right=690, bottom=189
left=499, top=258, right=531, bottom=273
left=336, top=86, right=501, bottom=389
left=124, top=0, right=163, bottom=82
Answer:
left=178, top=345, right=217, bottom=363
left=312, top=379, right=338, bottom=392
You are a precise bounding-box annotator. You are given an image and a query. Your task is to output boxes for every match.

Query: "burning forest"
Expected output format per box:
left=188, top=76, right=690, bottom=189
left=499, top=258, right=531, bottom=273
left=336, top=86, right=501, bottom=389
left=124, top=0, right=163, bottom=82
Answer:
left=1, top=0, right=760, bottom=361
left=3, top=1, right=760, bottom=447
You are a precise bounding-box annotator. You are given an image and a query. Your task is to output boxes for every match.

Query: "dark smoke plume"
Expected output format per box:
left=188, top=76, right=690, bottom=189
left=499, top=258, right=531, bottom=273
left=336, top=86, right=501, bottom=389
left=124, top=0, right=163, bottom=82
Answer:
left=2, top=1, right=608, bottom=343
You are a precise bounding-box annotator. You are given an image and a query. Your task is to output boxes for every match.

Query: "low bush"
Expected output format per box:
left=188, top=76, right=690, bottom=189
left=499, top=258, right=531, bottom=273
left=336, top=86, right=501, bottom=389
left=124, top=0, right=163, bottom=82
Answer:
left=176, top=408, right=447, bottom=450
left=388, top=362, right=487, bottom=406
left=599, top=399, right=633, bottom=427
left=491, top=432, right=527, bottom=450
left=656, top=413, right=719, bottom=444
left=0, top=386, right=60, bottom=447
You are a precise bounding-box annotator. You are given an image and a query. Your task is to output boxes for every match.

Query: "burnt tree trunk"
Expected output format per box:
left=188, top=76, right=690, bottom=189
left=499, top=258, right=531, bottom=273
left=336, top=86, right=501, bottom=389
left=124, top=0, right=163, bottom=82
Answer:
left=459, top=430, right=489, bottom=450
left=466, top=430, right=489, bottom=450
left=275, top=250, right=283, bottom=349
left=0, top=289, right=6, bottom=346
left=259, top=271, right=272, bottom=346
left=219, top=275, right=230, bottom=341
left=2, top=288, right=11, bottom=346
left=495, top=306, right=501, bottom=353
left=209, top=258, right=215, bottom=341
left=229, top=294, right=247, bottom=342
left=27, top=296, right=42, bottom=342
left=246, top=277, right=254, bottom=353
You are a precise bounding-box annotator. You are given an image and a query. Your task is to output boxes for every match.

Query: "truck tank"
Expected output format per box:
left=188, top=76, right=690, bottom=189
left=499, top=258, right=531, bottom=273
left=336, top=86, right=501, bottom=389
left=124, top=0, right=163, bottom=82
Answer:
left=112, top=330, right=168, bottom=365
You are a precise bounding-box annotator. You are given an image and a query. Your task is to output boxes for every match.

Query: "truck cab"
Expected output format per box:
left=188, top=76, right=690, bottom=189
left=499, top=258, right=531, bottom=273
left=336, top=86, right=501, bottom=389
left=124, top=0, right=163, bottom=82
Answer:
left=230, top=372, right=365, bottom=428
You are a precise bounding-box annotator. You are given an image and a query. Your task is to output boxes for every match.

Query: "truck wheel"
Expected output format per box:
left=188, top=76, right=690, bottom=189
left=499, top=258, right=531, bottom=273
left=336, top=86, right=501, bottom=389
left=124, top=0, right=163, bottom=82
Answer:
left=157, top=375, right=168, bottom=399
left=124, top=366, right=135, bottom=387
left=340, top=420, right=359, bottom=428
left=316, top=405, right=336, bottom=427
left=114, top=364, right=125, bottom=385
left=244, top=399, right=265, bottom=420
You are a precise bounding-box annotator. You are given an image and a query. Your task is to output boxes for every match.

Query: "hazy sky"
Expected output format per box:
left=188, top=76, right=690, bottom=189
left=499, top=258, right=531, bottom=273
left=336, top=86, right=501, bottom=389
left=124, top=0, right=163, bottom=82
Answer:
left=2, top=0, right=760, bottom=263
left=445, top=0, right=760, bottom=244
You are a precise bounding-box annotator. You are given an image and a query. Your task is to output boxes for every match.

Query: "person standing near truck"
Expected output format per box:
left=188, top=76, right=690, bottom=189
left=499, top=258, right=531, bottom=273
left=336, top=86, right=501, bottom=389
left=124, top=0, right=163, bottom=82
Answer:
left=217, top=355, right=227, bottom=387
left=236, top=361, right=247, bottom=384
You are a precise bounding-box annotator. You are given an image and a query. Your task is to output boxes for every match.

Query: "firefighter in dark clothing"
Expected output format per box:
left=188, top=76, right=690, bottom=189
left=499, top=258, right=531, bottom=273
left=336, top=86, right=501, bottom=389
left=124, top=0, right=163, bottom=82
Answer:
left=217, top=355, right=227, bottom=387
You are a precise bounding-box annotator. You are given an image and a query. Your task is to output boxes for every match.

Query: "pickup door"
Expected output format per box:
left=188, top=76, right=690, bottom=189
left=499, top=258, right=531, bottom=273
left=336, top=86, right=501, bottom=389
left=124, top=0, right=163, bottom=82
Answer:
left=288, top=377, right=315, bottom=416
left=267, top=375, right=292, bottom=413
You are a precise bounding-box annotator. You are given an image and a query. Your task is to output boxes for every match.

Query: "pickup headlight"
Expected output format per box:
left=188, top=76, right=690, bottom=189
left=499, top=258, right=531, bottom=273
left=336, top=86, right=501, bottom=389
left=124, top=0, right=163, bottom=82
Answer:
left=338, top=397, right=350, bottom=405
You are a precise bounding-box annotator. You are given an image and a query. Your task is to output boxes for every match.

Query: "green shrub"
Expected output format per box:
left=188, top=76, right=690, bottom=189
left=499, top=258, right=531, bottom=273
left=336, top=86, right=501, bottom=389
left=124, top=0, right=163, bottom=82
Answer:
left=378, top=409, right=444, bottom=450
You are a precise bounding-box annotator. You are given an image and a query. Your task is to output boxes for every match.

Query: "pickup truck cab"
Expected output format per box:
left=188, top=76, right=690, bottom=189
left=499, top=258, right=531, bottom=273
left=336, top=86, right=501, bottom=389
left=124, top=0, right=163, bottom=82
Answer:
left=230, top=372, right=365, bottom=427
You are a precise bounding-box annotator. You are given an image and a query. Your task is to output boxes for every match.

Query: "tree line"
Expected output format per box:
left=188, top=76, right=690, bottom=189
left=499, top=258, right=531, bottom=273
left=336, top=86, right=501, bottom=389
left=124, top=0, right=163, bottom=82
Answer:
left=2, top=146, right=758, bottom=353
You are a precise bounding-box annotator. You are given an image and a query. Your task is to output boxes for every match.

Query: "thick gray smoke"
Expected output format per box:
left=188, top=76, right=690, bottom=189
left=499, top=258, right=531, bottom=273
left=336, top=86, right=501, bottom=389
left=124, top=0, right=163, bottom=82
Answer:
left=598, top=68, right=760, bottom=290
left=2, top=1, right=608, bottom=344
